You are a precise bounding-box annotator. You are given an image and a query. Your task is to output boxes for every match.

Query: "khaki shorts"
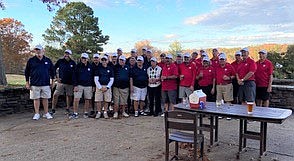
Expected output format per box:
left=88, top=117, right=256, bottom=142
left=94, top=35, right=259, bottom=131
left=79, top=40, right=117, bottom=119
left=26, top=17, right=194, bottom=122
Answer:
left=74, top=85, right=93, bottom=99
left=179, top=86, right=193, bottom=98
left=132, top=86, right=147, bottom=101
left=216, top=83, right=233, bottom=102
left=53, top=83, right=73, bottom=96
left=30, top=86, right=51, bottom=99
left=95, top=86, right=112, bottom=102
left=113, top=87, right=129, bottom=105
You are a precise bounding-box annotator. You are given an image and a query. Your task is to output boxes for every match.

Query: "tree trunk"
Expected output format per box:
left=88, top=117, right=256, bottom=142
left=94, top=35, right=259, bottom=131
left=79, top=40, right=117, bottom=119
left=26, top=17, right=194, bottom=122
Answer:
left=0, top=38, right=8, bottom=86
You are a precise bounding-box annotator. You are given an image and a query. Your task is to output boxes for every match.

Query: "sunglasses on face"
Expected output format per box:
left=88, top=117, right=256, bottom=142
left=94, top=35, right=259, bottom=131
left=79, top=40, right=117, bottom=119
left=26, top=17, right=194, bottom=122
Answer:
left=101, top=59, right=107, bottom=61
left=81, top=57, right=87, bottom=59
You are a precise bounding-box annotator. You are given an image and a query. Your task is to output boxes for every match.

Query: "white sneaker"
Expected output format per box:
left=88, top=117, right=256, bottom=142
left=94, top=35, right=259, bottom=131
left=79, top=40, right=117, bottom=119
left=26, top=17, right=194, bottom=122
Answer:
left=43, top=113, right=53, bottom=119
left=109, top=105, right=113, bottom=111
left=33, top=113, right=40, bottom=120
left=103, top=112, right=109, bottom=119
left=122, top=112, right=129, bottom=117
left=134, top=111, right=139, bottom=117
left=95, top=112, right=101, bottom=119
left=161, top=113, right=165, bottom=117
left=113, top=112, right=118, bottom=118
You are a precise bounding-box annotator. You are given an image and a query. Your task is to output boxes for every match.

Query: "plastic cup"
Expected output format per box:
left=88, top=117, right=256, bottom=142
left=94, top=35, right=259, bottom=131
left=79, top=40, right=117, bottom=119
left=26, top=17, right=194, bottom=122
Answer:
left=247, top=102, right=254, bottom=114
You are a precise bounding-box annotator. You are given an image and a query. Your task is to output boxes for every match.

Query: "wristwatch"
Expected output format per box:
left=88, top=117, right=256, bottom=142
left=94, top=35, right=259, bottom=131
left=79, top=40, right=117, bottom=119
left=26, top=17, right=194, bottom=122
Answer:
left=241, top=79, right=244, bottom=82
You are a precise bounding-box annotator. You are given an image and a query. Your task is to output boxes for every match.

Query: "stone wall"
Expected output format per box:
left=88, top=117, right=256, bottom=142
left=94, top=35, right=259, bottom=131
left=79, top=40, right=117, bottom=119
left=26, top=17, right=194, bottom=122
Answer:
left=0, top=79, right=293, bottom=116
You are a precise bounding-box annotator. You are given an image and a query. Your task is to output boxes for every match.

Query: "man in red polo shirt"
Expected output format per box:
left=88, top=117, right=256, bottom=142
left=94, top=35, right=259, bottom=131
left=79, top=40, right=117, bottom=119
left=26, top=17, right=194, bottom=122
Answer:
left=215, top=53, right=236, bottom=104
left=236, top=47, right=257, bottom=104
left=255, top=50, right=273, bottom=107
left=210, top=48, right=220, bottom=68
left=158, top=53, right=166, bottom=68
left=231, top=51, right=242, bottom=104
left=196, top=56, right=216, bottom=102
left=161, top=54, right=178, bottom=115
left=178, top=53, right=196, bottom=103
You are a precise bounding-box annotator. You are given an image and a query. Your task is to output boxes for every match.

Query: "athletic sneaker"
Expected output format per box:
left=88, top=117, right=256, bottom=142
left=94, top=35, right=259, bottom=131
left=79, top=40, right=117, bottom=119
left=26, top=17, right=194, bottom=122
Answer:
left=113, top=112, right=118, bottom=119
left=134, top=111, right=139, bottom=117
left=103, top=112, right=109, bottom=119
left=161, top=113, right=165, bottom=117
left=33, top=113, right=40, bottom=120
left=226, top=117, right=232, bottom=120
left=109, top=105, right=113, bottom=111
left=43, top=113, right=53, bottom=119
left=95, top=112, right=101, bottom=119
left=122, top=112, right=129, bottom=117
left=69, top=113, right=78, bottom=119
left=83, top=113, right=89, bottom=119
left=49, top=109, right=56, bottom=115
left=140, top=110, right=147, bottom=116
left=64, top=109, right=70, bottom=115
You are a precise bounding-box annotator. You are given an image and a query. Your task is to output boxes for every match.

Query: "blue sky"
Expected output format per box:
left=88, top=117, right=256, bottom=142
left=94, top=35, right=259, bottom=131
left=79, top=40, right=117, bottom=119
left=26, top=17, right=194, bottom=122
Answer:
left=1, top=0, right=293, bottom=53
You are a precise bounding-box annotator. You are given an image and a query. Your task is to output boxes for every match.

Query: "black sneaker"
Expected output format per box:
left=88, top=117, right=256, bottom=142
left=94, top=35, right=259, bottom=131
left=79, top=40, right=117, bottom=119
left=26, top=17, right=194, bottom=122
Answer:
left=69, top=113, right=78, bottom=119
left=64, top=109, right=70, bottom=115
left=50, top=109, right=56, bottom=115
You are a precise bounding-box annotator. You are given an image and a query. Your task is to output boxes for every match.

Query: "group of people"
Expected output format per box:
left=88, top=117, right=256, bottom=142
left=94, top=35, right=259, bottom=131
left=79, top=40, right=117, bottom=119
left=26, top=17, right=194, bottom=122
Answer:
left=25, top=45, right=273, bottom=120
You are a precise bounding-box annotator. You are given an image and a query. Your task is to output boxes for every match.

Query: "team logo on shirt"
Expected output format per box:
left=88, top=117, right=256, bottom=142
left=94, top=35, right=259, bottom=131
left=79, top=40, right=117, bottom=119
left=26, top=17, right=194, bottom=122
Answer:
left=70, top=65, right=73, bottom=67
left=45, top=62, right=48, bottom=64
left=168, top=68, right=170, bottom=70
left=189, top=67, right=191, bottom=69
left=263, top=65, right=266, bottom=67
left=125, top=68, right=128, bottom=70
left=107, top=70, right=110, bottom=73
left=209, top=70, right=211, bottom=72
left=225, top=68, right=227, bottom=71
left=245, top=63, right=248, bottom=66
left=88, top=68, right=90, bottom=71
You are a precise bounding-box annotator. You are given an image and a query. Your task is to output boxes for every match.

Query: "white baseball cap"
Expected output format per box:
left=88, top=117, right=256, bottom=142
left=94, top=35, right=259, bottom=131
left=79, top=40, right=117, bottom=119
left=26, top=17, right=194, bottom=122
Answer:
left=150, top=57, right=157, bottom=62
left=241, top=47, right=249, bottom=52
left=235, top=51, right=241, bottom=56
left=142, top=47, right=147, bottom=51
left=119, top=55, right=126, bottom=61
left=93, top=53, right=100, bottom=58
left=101, top=55, right=108, bottom=60
left=131, top=49, right=137, bottom=53
left=34, top=44, right=43, bottom=50
left=81, top=53, right=89, bottom=59
left=183, top=53, right=190, bottom=57
left=166, top=54, right=173, bottom=59
left=202, top=56, right=210, bottom=62
left=259, top=49, right=267, bottom=55
left=147, top=49, right=152, bottom=53
left=218, top=53, right=226, bottom=59
left=201, top=52, right=208, bottom=57
left=64, top=49, right=72, bottom=55
left=112, top=53, right=118, bottom=57
left=117, top=48, right=122, bottom=51
left=137, top=56, right=144, bottom=62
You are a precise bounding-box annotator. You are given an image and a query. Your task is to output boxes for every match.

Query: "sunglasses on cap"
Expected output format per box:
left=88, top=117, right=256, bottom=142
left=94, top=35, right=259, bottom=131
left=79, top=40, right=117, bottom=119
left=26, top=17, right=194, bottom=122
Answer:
left=81, top=57, right=87, bottom=59
left=101, top=58, right=107, bottom=61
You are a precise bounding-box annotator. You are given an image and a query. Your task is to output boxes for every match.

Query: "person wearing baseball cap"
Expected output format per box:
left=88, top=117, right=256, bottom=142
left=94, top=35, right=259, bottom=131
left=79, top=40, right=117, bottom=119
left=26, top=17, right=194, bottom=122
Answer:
left=143, top=49, right=152, bottom=67
left=196, top=55, right=216, bottom=102
left=211, top=48, right=220, bottom=68
left=215, top=53, right=236, bottom=120
left=117, top=48, right=123, bottom=57
left=109, top=53, right=118, bottom=68
left=158, top=53, right=166, bottom=68
left=255, top=49, right=273, bottom=107
left=161, top=53, right=178, bottom=116
left=178, top=52, right=196, bottom=104
left=25, top=45, right=55, bottom=120
left=231, top=51, right=242, bottom=104
left=112, top=55, right=131, bottom=118
left=94, top=53, right=114, bottom=119
left=70, top=52, right=94, bottom=119
left=147, top=57, right=162, bottom=116
left=237, top=47, right=257, bottom=105
left=130, top=55, right=148, bottom=117
left=175, top=53, right=183, bottom=67
left=142, top=47, right=147, bottom=59
left=50, top=49, right=76, bottom=116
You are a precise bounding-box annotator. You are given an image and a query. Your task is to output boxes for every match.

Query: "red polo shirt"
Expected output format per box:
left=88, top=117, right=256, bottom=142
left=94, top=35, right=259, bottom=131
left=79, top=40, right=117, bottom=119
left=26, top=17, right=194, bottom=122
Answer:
left=194, top=58, right=202, bottom=69
left=255, top=59, right=273, bottom=87
left=179, top=62, right=196, bottom=87
left=231, top=60, right=242, bottom=72
left=237, top=57, right=257, bottom=81
left=210, top=58, right=219, bottom=68
left=197, top=66, right=215, bottom=86
left=161, top=63, right=178, bottom=91
left=158, top=62, right=165, bottom=68
left=215, top=63, right=236, bottom=85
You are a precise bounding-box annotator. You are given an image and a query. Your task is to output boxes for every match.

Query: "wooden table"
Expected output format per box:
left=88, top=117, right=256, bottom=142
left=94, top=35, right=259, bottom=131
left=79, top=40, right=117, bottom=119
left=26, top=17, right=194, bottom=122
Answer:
left=174, top=102, right=292, bottom=160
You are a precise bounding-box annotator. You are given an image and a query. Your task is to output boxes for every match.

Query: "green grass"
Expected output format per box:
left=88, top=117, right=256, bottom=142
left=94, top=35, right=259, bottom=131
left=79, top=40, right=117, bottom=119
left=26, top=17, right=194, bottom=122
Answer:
left=6, top=74, right=26, bottom=86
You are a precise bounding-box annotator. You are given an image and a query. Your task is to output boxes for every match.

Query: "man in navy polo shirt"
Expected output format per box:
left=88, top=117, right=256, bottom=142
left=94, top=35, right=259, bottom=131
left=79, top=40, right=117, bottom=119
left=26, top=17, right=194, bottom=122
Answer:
left=25, top=45, right=55, bottom=120
left=113, top=55, right=130, bottom=118
left=94, top=55, right=114, bottom=119
left=130, top=56, right=148, bottom=117
left=70, top=53, right=94, bottom=119
left=51, top=49, right=76, bottom=115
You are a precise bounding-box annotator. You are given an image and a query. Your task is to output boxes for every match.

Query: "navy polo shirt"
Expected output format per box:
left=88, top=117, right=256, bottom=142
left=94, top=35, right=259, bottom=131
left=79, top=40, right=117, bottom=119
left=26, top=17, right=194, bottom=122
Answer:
left=130, top=65, right=148, bottom=88
left=25, top=56, right=54, bottom=86
left=73, top=62, right=94, bottom=87
left=95, top=65, right=114, bottom=85
left=55, top=58, right=76, bottom=85
left=113, top=64, right=130, bottom=89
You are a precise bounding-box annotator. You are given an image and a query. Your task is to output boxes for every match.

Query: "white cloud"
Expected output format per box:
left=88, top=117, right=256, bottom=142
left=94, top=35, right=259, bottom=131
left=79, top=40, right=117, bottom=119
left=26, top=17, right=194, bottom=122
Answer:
left=164, top=34, right=178, bottom=39
left=184, top=0, right=294, bottom=26
left=70, top=0, right=139, bottom=7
